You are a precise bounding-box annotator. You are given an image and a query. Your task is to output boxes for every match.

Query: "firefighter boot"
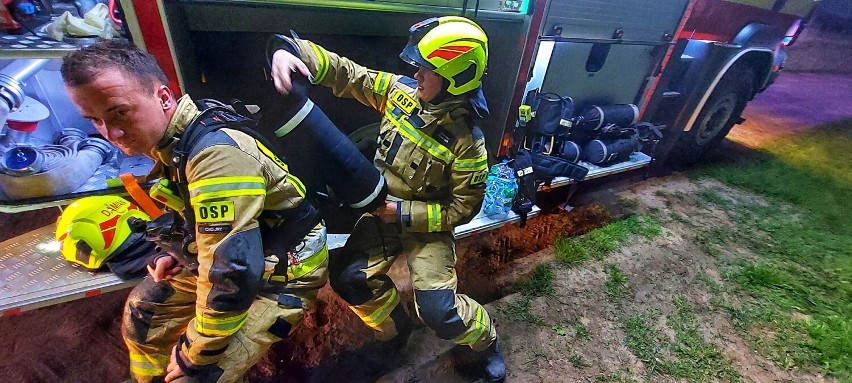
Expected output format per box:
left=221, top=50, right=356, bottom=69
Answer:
left=481, top=339, right=506, bottom=382
left=381, top=304, right=413, bottom=351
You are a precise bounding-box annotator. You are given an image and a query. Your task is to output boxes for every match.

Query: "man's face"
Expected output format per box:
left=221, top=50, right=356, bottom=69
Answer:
left=66, top=68, right=173, bottom=156
left=414, top=66, right=443, bottom=103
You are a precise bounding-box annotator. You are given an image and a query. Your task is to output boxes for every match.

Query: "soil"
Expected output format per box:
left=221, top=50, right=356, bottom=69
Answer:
left=2, top=69, right=851, bottom=382
left=493, top=177, right=834, bottom=383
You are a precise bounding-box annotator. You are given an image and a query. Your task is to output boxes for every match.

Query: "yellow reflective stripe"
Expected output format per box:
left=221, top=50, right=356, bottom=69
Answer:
left=188, top=176, right=266, bottom=203
left=350, top=288, right=400, bottom=330
left=373, top=71, right=390, bottom=95
left=459, top=306, right=487, bottom=345
left=453, top=155, right=488, bottom=172
left=129, top=352, right=168, bottom=376
left=256, top=140, right=289, bottom=171
left=268, top=244, right=328, bottom=282
left=384, top=109, right=455, bottom=163
left=308, top=41, right=329, bottom=84
left=194, top=311, right=248, bottom=337
left=286, top=174, right=306, bottom=197
left=427, top=202, right=443, bottom=232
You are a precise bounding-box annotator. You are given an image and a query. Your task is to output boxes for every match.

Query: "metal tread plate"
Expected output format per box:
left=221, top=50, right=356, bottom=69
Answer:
left=550, top=151, right=652, bottom=188
left=0, top=224, right=139, bottom=317
left=0, top=31, right=78, bottom=59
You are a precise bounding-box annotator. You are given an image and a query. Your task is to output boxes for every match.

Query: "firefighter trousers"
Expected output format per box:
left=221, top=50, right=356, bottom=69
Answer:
left=122, top=227, right=328, bottom=383
left=329, top=215, right=497, bottom=352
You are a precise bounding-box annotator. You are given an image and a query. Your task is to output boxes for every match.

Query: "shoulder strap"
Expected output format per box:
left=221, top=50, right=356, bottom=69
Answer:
left=172, top=105, right=263, bottom=230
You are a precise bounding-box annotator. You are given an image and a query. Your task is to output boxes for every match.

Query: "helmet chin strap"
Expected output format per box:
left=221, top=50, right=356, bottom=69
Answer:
left=428, top=78, right=452, bottom=105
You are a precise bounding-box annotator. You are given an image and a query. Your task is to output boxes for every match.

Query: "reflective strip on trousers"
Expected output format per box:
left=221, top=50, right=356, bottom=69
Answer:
left=458, top=305, right=488, bottom=346
left=129, top=352, right=168, bottom=377
left=188, top=176, right=267, bottom=204
left=268, top=245, right=329, bottom=282
left=194, top=311, right=249, bottom=337
left=427, top=202, right=443, bottom=232
left=350, top=287, right=400, bottom=330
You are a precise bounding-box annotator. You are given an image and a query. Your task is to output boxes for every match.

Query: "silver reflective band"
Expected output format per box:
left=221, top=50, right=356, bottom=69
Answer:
left=274, top=99, right=315, bottom=138
left=350, top=177, right=386, bottom=209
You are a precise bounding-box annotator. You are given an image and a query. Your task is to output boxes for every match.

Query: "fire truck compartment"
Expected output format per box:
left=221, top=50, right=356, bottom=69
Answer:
left=542, top=0, right=691, bottom=41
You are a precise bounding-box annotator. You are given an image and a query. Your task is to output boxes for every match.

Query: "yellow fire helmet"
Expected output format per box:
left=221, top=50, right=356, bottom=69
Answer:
left=399, top=16, right=488, bottom=95
left=56, top=196, right=150, bottom=269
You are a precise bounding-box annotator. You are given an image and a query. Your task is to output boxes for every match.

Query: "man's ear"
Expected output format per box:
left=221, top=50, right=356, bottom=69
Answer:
left=156, top=85, right=176, bottom=110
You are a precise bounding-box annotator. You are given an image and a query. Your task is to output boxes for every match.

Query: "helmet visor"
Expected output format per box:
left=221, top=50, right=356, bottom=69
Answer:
left=75, top=240, right=93, bottom=266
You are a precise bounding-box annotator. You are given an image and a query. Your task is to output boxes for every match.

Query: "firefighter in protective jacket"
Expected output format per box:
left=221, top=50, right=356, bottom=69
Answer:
left=62, top=40, right=328, bottom=383
left=268, top=16, right=506, bottom=381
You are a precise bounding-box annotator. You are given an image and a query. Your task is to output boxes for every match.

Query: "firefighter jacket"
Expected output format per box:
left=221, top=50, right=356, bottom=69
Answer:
left=268, top=35, right=490, bottom=233
left=148, top=95, right=311, bottom=372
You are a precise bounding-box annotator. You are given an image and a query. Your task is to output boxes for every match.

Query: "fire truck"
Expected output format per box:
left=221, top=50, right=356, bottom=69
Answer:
left=0, top=0, right=817, bottom=316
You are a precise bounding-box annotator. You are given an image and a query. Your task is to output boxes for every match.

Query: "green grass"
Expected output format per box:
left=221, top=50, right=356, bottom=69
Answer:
left=517, top=263, right=555, bottom=297
left=502, top=297, right=545, bottom=325
left=696, top=122, right=852, bottom=381
left=503, top=263, right=556, bottom=325
left=573, top=322, right=592, bottom=340
left=595, top=373, right=640, bottom=383
left=569, top=352, right=589, bottom=368
left=605, top=263, right=629, bottom=301
left=696, top=186, right=733, bottom=208
left=622, top=297, right=741, bottom=382
left=554, top=215, right=662, bottom=267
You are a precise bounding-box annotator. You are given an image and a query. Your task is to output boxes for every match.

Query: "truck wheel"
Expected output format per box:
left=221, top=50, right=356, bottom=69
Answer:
left=672, top=65, right=754, bottom=165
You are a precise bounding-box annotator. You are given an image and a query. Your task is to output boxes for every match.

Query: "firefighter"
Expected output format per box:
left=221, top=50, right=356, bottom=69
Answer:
left=268, top=16, right=505, bottom=381
left=61, top=40, right=329, bottom=383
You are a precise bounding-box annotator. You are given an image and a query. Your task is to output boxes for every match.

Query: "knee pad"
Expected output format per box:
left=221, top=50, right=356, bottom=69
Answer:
left=122, top=281, right=175, bottom=344
left=414, top=289, right=467, bottom=340
left=329, top=259, right=375, bottom=305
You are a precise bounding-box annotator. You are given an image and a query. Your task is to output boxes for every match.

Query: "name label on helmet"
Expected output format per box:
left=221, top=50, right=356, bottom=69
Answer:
left=194, top=201, right=235, bottom=223
left=390, top=89, right=417, bottom=115
left=101, top=200, right=130, bottom=218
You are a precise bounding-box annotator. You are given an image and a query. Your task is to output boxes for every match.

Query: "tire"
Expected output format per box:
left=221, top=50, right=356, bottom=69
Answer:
left=671, top=64, right=754, bottom=165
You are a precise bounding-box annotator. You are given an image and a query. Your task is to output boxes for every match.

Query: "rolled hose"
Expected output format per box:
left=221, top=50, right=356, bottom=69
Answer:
left=258, top=74, right=386, bottom=211
left=0, top=129, right=113, bottom=200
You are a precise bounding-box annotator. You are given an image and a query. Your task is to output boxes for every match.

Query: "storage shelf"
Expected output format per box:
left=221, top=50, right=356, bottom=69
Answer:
left=0, top=31, right=79, bottom=59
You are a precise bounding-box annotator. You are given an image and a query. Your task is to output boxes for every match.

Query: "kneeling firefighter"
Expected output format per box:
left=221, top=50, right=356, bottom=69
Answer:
left=121, top=97, right=331, bottom=383
left=60, top=40, right=364, bottom=383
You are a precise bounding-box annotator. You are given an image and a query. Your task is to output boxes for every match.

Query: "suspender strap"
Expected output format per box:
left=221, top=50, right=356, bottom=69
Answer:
left=120, top=173, right=163, bottom=219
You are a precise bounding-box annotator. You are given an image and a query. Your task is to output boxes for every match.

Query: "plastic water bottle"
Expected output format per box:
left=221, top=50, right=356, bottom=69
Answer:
left=482, top=160, right=517, bottom=217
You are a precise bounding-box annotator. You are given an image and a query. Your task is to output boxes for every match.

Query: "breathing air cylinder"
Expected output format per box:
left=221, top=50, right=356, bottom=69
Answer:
left=259, top=73, right=386, bottom=212
left=580, top=104, right=639, bottom=133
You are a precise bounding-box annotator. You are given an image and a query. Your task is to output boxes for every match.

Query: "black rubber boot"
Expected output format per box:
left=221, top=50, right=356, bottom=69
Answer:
left=382, top=304, right=413, bottom=351
left=481, top=339, right=506, bottom=382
